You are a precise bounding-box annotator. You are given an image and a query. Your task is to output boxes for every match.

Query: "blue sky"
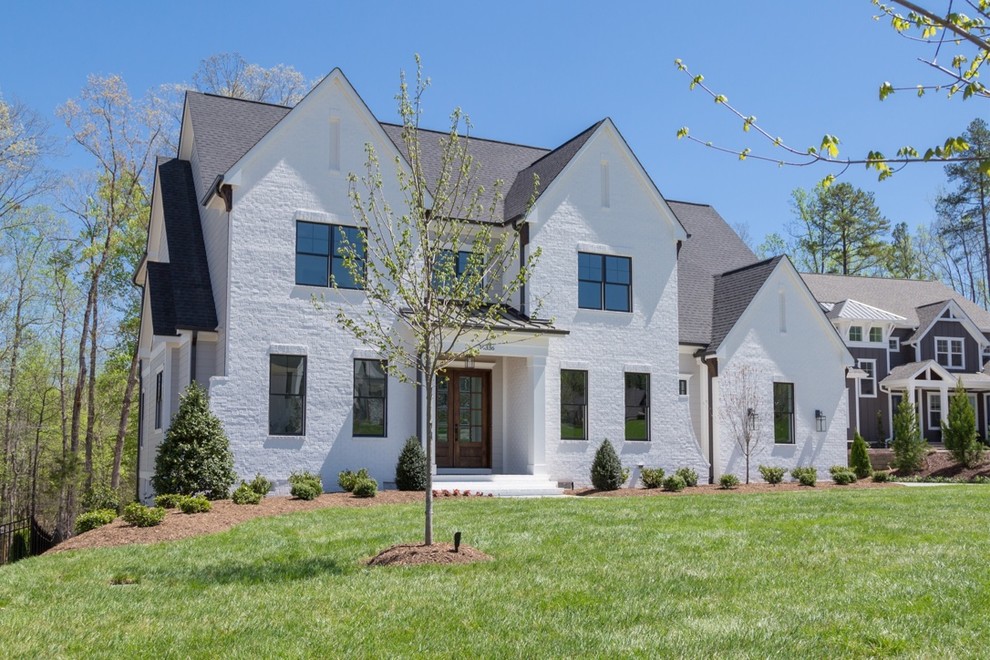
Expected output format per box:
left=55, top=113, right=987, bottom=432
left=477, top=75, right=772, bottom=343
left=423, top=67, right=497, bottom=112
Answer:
left=2, top=1, right=982, bottom=244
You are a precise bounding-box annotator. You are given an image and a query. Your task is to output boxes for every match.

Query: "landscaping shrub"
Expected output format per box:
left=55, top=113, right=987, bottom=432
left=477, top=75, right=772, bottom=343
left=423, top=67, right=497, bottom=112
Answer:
left=232, top=482, right=263, bottom=505
left=831, top=469, right=856, bottom=485
left=122, top=502, right=166, bottom=527
left=872, top=470, right=891, bottom=483
left=719, top=474, right=740, bottom=489
left=290, top=471, right=323, bottom=500
left=75, top=509, right=116, bottom=534
left=758, top=465, right=785, bottom=485
left=81, top=485, right=120, bottom=513
left=675, top=467, right=699, bottom=487
left=338, top=468, right=369, bottom=493
left=829, top=465, right=849, bottom=476
left=9, top=530, right=29, bottom=562
left=178, top=495, right=211, bottom=514
left=942, top=383, right=985, bottom=468
left=590, top=439, right=625, bottom=491
left=791, top=466, right=818, bottom=486
left=640, top=467, right=665, bottom=489
left=662, top=474, right=686, bottom=492
left=395, top=436, right=428, bottom=490
left=892, top=397, right=927, bottom=472
left=849, top=432, right=873, bottom=479
left=154, top=494, right=183, bottom=509
left=152, top=382, right=236, bottom=500
left=247, top=473, right=273, bottom=498
left=352, top=478, right=378, bottom=498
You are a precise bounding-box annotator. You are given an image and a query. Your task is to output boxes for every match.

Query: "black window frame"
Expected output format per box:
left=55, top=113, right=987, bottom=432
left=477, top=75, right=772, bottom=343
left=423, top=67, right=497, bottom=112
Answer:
left=433, top=249, right=484, bottom=296
left=624, top=372, right=650, bottom=441
left=295, top=220, right=366, bottom=290
left=353, top=359, right=388, bottom=438
left=154, top=370, right=163, bottom=430
left=560, top=369, right=588, bottom=440
left=678, top=378, right=688, bottom=397
left=773, top=382, right=795, bottom=444
left=578, top=251, right=632, bottom=312
left=269, top=354, right=307, bottom=436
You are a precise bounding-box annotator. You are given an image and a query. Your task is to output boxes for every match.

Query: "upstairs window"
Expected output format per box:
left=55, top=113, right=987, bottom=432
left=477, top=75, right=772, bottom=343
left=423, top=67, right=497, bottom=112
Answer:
left=561, top=370, right=588, bottom=440
left=858, top=359, right=876, bottom=398
left=295, top=221, right=365, bottom=289
left=935, top=337, right=964, bottom=369
left=154, top=371, right=163, bottom=430
left=773, top=382, right=795, bottom=444
left=353, top=359, right=387, bottom=437
left=848, top=326, right=863, bottom=342
left=869, top=327, right=884, bottom=343
left=624, top=373, right=650, bottom=441
left=889, top=337, right=900, bottom=352
left=270, top=355, right=306, bottom=436
left=433, top=249, right=483, bottom=296
left=578, top=252, right=631, bottom=312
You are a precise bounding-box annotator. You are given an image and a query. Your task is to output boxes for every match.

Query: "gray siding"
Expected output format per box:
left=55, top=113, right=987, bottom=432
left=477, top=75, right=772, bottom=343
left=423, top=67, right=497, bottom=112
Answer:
left=918, top=320, right=980, bottom=372
left=851, top=346, right=888, bottom=444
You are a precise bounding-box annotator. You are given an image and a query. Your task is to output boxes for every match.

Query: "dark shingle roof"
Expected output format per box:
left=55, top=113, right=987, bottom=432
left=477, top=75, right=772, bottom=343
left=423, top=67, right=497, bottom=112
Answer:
left=668, top=201, right=759, bottom=345
left=908, top=301, right=950, bottom=343
left=185, top=92, right=290, bottom=197
left=802, top=273, right=990, bottom=331
left=707, top=257, right=783, bottom=355
left=148, top=158, right=218, bottom=333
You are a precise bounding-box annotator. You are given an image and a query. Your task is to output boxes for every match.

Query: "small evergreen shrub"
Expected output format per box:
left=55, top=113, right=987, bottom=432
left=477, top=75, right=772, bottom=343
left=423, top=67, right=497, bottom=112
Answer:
left=829, top=465, right=849, bottom=476
left=791, top=466, right=817, bottom=482
left=232, top=482, right=263, bottom=505
left=395, top=437, right=428, bottom=490
left=831, top=469, right=856, bottom=485
left=590, top=440, right=625, bottom=491
left=675, top=467, right=699, bottom=487
left=662, top=474, right=687, bottom=492
left=719, top=474, right=740, bottom=489
left=152, top=382, right=236, bottom=499
left=872, top=471, right=891, bottom=483
left=247, top=473, right=273, bottom=497
left=75, top=509, right=116, bottom=534
left=891, top=398, right=928, bottom=472
left=122, top=503, right=166, bottom=527
left=849, top=432, right=873, bottom=479
left=154, top=493, right=183, bottom=509
left=81, top=485, right=120, bottom=513
left=640, top=467, right=665, bottom=489
left=795, top=468, right=818, bottom=487
left=178, top=495, right=211, bottom=513
left=352, top=478, right=378, bottom=498
left=338, top=468, right=369, bottom=493
left=289, top=471, right=323, bottom=500
left=943, top=383, right=985, bottom=468
left=758, top=465, right=785, bottom=485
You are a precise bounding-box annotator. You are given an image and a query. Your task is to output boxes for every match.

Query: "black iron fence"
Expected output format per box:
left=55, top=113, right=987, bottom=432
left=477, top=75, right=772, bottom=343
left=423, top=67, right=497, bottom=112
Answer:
left=0, top=517, right=60, bottom=565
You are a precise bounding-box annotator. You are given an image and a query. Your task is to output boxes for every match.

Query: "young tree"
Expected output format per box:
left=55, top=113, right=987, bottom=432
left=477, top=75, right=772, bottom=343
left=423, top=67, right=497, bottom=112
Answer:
left=942, top=383, right=985, bottom=468
left=335, top=59, right=540, bottom=545
left=849, top=432, right=873, bottom=479
left=891, top=397, right=927, bottom=472
left=719, top=364, right=765, bottom=483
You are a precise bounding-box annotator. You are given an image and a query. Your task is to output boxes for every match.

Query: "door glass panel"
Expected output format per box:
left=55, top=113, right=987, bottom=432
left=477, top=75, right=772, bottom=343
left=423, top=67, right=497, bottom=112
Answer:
left=436, top=377, right=448, bottom=443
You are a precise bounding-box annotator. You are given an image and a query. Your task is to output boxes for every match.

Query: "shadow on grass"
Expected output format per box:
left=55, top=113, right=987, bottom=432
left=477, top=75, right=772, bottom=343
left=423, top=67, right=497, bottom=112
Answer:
left=174, top=554, right=348, bottom=586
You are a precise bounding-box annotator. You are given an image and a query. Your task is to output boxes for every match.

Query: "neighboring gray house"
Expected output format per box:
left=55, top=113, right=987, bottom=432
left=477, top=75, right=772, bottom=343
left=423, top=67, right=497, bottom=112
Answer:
left=803, top=274, right=990, bottom=445
left=134, top=68, right=852, bottom=496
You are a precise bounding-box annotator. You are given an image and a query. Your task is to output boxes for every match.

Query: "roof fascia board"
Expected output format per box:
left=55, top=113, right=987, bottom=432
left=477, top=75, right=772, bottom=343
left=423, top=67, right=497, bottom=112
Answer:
left=908, top=299, right=987, bottom=347
left=781, top=257, right=855, bottom=365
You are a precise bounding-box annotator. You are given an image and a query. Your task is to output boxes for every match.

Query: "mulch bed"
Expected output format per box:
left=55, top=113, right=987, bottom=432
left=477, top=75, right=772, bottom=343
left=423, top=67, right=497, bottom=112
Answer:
left=566, top=479, right=898, bottom=497
left=896, top=449, right=990, bottom=481
left=366, top=543, right=492, bottom=567
left=52, top=490, right=425, bottom=554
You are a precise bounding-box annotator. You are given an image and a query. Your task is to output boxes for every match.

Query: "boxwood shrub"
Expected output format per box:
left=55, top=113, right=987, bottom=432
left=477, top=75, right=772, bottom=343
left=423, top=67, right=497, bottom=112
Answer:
left=352, top=478, right=378, bottom=498
left=675, top=467, right=699, bottom=487
left=75, top=509, right=117, bottom=534
left=662, top=474, right=686, bottom=492
left=640, top=467, right=665, bottom=489
left=122, top=502, right=166, bottom=528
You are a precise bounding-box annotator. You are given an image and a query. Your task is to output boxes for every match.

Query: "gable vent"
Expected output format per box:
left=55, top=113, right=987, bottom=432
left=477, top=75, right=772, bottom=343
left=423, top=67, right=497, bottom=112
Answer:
left=600, top=159, right=610, bottom=209
left=329, top=112, right=341, bottom=173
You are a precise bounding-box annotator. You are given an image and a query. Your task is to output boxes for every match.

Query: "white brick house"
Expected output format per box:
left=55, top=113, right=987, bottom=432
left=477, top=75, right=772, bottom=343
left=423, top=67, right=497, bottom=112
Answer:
left=134, top=69, right=853, bottom=497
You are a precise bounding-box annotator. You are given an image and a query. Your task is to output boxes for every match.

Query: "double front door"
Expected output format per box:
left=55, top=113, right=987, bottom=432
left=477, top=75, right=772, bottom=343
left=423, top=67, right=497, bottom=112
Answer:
left=436, top=369, right=491, bottom=469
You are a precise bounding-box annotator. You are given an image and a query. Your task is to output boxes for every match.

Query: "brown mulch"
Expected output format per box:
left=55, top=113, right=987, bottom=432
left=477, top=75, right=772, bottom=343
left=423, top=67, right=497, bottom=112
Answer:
left=366, top=542, right=492, bottom=566
left=896, top=449, right=990, bottom=481
left=51, top=490, right=425, bottom=554
left=566, top=479, right=899, bottom=497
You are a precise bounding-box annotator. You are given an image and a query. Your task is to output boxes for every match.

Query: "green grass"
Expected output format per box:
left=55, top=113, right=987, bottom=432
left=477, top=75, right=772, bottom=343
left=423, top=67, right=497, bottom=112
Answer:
left=3, top=488, right=990, bottom=657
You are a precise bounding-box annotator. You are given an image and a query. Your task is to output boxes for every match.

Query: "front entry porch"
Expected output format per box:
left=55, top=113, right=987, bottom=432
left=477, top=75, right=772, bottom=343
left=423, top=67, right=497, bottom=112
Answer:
left=432, top=472, right=565, bottom=497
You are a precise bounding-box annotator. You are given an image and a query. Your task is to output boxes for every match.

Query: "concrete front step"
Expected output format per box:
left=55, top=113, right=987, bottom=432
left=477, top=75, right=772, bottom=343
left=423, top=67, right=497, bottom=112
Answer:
left=431, top=474, right=565, bottom=497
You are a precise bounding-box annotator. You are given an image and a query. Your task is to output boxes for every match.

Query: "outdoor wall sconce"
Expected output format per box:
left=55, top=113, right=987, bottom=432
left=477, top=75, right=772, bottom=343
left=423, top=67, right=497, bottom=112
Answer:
left=466, top=356, right=476, bottom=369
left=816, top=409, right=827, bottom=432
left=747, top=407, right=757, bottom=430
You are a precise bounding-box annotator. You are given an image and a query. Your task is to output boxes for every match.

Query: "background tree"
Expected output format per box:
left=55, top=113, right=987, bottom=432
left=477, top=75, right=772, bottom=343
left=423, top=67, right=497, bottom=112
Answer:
left=0, top=96, right=55, bottom=228
left=884, top=221, right=923, bottom=278
left=192, top=53, right=309, bottom=106
left=336, top=59, right=540, bottom=545
left=719, top=364, right=766, bottom=484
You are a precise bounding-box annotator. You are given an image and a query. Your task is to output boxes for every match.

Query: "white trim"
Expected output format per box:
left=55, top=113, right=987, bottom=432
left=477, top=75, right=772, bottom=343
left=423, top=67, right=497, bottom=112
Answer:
left=926, top=391, right=943, bottom=431
left=868, top=326, right=885, bottom=343
left=934, top=336, right=965, bottom=370
left=560, top=360, right=590, bottom=370
left=848, top=325, right=863, bottom=342
left=857, top=359, right=877, bottom=399
left=623, top=363, right=651, bottom=373
left=888, top=336, right=900, bottom=352
left=269, top=343, right=308, bottom=356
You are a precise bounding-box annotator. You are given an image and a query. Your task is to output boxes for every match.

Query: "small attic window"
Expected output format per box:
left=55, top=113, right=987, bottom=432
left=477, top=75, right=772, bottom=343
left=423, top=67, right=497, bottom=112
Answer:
left=778, top=291, right=787, bottom=334
left=600, top=160, right=610, bottom=209
left=329, top=114, right=341, bottom=172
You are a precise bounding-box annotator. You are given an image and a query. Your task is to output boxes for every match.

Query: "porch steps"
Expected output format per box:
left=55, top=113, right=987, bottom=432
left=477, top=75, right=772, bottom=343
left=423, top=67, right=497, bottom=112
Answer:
left=431, top=473, right=565, bottom=497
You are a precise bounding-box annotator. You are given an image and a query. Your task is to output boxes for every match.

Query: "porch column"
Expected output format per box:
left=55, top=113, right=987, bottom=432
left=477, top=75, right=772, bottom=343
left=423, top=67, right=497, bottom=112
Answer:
left=940, top=384, right=950, bottom=430
left=906, top=384, right=919, bottom=436
left=527, top=356, right=547, bottom=475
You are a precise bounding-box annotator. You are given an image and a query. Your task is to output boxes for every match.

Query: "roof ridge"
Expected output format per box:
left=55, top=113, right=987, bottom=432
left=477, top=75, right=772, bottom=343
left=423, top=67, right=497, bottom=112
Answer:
left=717, top=255, right=781, bottom=279
left=520, top=119, right=605, bottom=171
left=378, top=121, right=550, bottom=152
left=665, top=198, right=713, bottom=208
left=801, top=271, right=938, bottom=284
left=188, top=90, right=293, bottom=110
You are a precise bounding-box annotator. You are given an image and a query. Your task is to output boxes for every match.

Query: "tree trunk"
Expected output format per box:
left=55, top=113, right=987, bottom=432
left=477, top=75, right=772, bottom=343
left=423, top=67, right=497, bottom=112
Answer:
left=424, top=356, right=434, bottom=546
left=31, top=387, right=50, bottom=520
left=111, top=348, right=140, bottom=490
left=2, top=288, right=25, bottom=520
left=979, top=180, right=990, bottom=309
left=84, top=291, right=100, bottom=491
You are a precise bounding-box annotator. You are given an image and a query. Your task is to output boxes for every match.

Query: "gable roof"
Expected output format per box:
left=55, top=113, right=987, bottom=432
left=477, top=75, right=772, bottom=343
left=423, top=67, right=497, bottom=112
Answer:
left=881, top=359, right=954, bottom=385
left=826, top=298, right=906, bottom=322
left=802, top=273, right=990, bottom=331
left=909, top=301, right=951, bottom=344
left=706, top=257, right=783, bottom=355
left=668, top=200, right=759, bottom=345
left=146, top=158, right=218, bottom=334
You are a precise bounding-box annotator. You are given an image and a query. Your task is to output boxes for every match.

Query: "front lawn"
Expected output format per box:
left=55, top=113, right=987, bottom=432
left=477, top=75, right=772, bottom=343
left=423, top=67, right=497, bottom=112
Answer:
left=2, top=488, right=989, bottom=657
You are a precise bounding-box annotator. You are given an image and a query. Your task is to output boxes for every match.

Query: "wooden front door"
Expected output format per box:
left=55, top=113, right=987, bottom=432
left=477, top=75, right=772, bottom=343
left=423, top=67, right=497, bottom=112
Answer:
left=435, top=369, right=491, bottom=469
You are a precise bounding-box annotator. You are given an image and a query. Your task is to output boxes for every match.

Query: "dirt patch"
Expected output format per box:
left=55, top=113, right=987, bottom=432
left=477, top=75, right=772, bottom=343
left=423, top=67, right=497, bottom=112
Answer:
left=896, top=449, right=990, bottom=481
left=567, top=479, right=898, bottom=497
left=52, top=490, right=425, bottom=554
left=366, top=542, right=491, bottom=567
